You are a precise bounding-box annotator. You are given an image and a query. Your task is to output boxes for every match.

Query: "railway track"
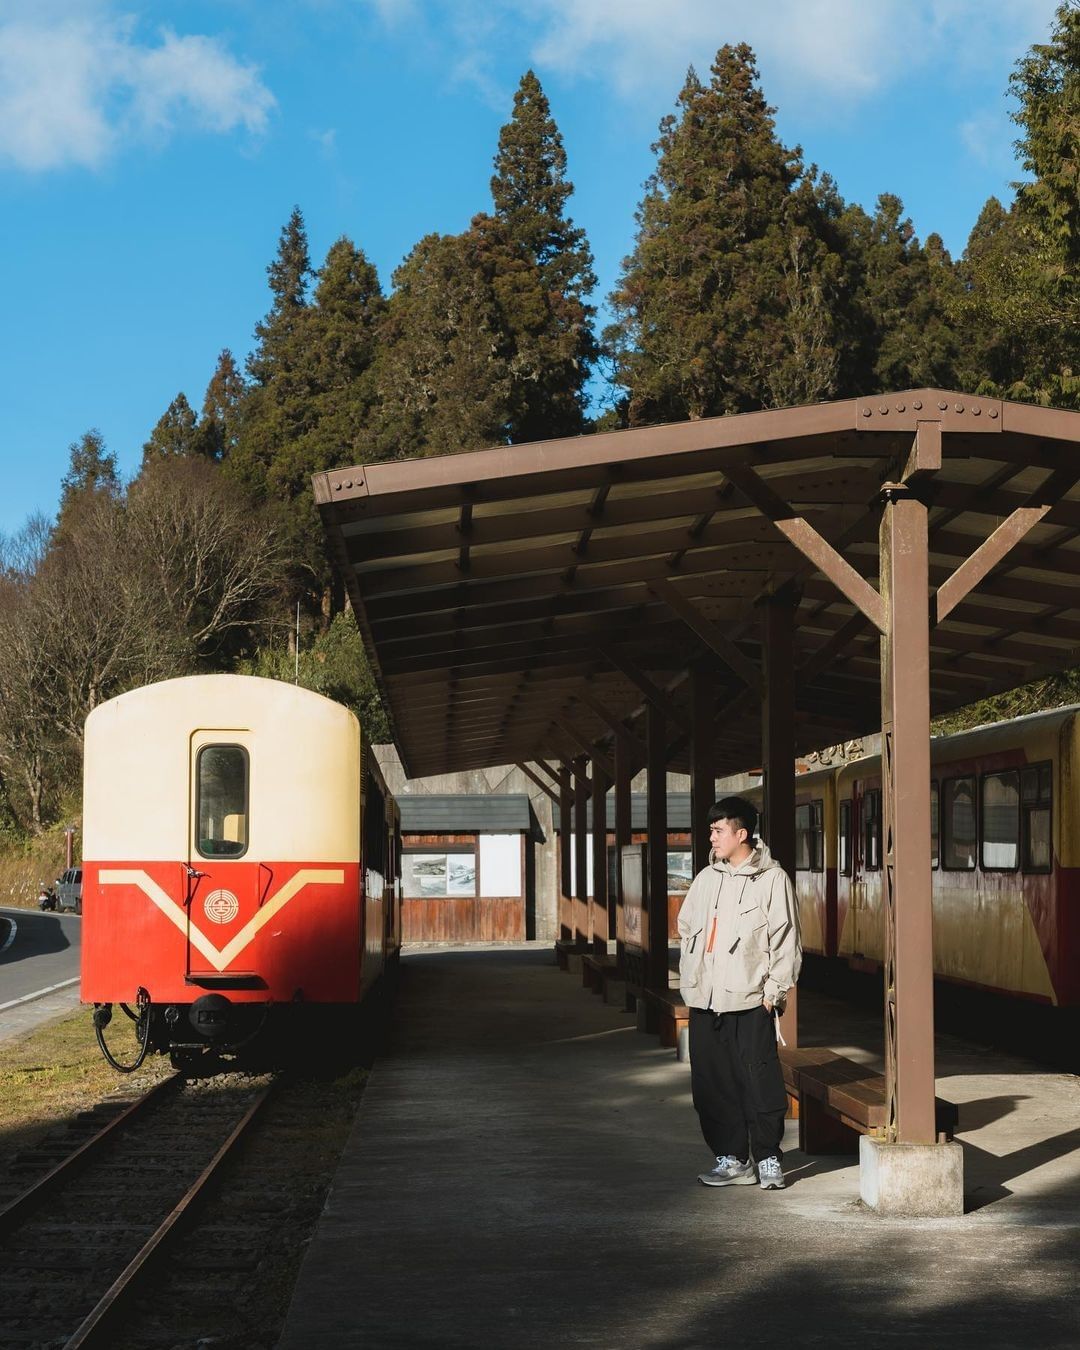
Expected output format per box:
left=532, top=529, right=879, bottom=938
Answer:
left=0, top=1071, right=277, bottom=1350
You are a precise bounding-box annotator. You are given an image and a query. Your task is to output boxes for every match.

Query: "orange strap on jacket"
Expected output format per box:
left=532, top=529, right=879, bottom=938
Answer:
left=705, top=915, right=718, bottom=954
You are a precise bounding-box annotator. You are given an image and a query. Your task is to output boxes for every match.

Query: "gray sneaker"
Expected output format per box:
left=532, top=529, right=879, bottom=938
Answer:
left=758, top=1156, right=785, bottom=1190
left=698, top=1155, right=756, bottom=1187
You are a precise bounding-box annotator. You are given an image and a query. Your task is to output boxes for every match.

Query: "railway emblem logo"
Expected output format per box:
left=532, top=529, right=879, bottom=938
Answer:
left=204, top=890, right=239, bottom=925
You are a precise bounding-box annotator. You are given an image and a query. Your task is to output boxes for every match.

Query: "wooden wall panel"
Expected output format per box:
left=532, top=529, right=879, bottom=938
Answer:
left=402, top=897, right=524, bottom=943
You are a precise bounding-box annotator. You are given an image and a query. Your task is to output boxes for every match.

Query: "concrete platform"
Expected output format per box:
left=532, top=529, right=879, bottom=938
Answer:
left=278, top=947, right=1080, bottom=1349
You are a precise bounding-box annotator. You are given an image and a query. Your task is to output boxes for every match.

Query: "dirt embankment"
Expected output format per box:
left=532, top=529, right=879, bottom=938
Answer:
left=0, top=823, right=76, bottom=910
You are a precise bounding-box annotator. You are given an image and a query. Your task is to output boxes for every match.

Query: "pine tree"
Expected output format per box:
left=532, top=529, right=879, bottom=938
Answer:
left=488, top=70, right=597, bottom=439
left=246, top=206, right=314, bottom=386
left=607, top=48, right=850, bottom=424
left=141, top=392, right=199, bottom=466
left=54, top=430, right=120, bottom=544
left=196, top=350, right=245, bottom=462
left=1011, top=3, right=1080, bottom=276
left=373, top=231, right=513, bottom=458
left=853, top=195, right=960, bottom=391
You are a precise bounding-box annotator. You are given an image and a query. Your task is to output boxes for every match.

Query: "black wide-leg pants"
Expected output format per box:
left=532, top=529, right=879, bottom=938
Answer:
left=689, top=1005, right=788, bottom=1163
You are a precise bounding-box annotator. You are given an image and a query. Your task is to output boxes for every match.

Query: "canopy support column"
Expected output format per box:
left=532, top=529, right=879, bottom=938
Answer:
left=558, top=761, right=573, bottom=942
left=591, top=761, right=609, bottom=957
left=762, top=588, right=798, bottom=1048
left=645, top=704, right=669, bottom=995
left=573, top=755, right=589, bottom=946
left=614, top=733, right=633, bottom=973
left=879, top=483, right=936, bottom=1145
left=690, top=669, right=715, bottom=875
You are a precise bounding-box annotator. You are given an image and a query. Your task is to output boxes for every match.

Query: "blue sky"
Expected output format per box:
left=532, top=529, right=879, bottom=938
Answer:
left=0, top=0, right=1061, bottom=535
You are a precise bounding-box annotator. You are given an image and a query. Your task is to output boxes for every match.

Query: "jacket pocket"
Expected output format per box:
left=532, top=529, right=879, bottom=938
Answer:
left=683, top=926, right=703, bottom=954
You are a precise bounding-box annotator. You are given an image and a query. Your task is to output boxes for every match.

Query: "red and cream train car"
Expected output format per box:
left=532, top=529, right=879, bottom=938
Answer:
left=81, top=675, right=400, bottom=1066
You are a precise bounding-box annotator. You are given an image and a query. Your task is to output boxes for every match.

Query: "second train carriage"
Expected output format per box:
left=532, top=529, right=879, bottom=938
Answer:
left=81, top=675, right=401, bottom=1067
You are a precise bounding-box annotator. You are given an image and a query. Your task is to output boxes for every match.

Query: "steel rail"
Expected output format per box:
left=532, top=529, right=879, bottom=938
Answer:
left=64, top=1078, right=277, bottom=1350
left=0, top=1073, right=183, bottom=1238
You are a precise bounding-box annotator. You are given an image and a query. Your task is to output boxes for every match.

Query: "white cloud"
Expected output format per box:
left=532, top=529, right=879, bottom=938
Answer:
left=525, top=0, right=1059, bottom=114
left=0, top=13, right=275, bottom=172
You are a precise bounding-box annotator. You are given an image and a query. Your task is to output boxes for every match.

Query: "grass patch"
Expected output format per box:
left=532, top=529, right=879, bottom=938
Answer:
left=0, top=1008, right=170, bottom=1158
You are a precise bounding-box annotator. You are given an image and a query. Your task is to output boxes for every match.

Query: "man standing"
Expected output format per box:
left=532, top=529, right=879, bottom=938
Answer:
left=677, top=795, right=801, bottom=1190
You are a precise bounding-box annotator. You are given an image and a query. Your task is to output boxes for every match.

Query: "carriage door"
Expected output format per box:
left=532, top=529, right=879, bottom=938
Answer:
left=187, top=733, right=258, bottom=987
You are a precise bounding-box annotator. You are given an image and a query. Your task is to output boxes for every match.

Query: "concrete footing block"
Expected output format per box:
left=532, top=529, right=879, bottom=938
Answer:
left=676, top=1026, right=690, bottom=1064
left=859, top=1136, right=964, bottom=1217
left=566, top=953, right=583, bottom=976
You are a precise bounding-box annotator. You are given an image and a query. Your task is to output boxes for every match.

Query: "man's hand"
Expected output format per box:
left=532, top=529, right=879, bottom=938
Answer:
left=763, top=999, right=774, bottom=1013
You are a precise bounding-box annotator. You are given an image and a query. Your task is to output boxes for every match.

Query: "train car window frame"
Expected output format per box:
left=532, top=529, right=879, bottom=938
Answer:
left=861, top=789, right=882, bottom=872
left=839, top=799, right=852, bottom=877
left=195, top=744, right=249, bottom=860
left=941, top=775, right=978, bottom=871
left=1021, top=761, right=1052, bottom=874
left=930, top=780, right=940, bottom=870
left=980, top=769, right=1021, bottom=872
left=795, top=800, right=824, bottom=872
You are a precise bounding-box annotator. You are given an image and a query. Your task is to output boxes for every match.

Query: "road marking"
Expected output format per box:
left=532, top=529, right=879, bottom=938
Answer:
left=0, top=916, right=15, bottom=954
left=0, top=976, right=81, bottom=1013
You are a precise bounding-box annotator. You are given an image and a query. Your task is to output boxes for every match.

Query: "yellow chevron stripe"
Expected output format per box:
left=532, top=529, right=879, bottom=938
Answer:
left=98, top=868, right=346, bottom=973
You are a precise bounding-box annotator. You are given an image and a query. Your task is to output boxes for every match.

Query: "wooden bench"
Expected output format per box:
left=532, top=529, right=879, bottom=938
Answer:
left=642, top=989, right=690, bottom=1049
left=779, top=1047, right=958, bottom=1153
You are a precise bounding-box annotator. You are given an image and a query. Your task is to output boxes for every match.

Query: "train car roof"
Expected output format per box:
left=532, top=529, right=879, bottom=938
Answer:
left=86, top=673, right=361, bottom=729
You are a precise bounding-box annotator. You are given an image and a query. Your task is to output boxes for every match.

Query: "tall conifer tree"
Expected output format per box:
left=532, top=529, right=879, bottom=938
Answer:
left=197, top=350, right=246, bottom=462
left=607, top=47, right=849, bottom=423
left=487, top=70, right=597, bottom=439
left=141, top=392, right=199, bottom=466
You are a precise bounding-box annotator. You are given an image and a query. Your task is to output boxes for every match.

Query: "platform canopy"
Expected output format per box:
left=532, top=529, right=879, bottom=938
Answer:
left=315, top=391, right=1080, bottom=780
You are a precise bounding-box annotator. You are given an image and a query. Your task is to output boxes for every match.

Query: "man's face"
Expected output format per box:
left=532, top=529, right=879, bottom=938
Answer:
left=709, top=817, right=749, bottom=862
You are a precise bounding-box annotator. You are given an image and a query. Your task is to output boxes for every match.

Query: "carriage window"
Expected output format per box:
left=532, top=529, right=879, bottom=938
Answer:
left=981, top=771, right=1020, bottom=870
left=862, top=790, right=882, bottom=871
left=196, top=745, right=248, bottom=858
left=1022, top=762, right=1052, bottom=872
left=839, top=799, right=852, bottom=876
left=942, top=776, right=977, bottom=870
left=931, top=781, right=940, bottom=870
left=795, top=801, right=824, bottom=872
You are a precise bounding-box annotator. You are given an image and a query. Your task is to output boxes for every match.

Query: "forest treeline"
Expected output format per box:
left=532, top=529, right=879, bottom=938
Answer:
left=2, top=9, right=1079, bottom=836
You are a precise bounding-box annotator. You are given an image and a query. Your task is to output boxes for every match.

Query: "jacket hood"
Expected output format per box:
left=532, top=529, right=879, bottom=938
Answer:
left=709, top=842, right=781, bottom=878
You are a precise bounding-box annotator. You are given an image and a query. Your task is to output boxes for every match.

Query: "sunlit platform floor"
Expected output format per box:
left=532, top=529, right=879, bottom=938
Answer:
left=277, top=945, right=1080, bottom=1350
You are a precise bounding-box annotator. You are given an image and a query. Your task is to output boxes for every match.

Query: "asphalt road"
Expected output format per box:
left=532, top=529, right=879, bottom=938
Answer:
left=0, top=906, right=81, bottom=1008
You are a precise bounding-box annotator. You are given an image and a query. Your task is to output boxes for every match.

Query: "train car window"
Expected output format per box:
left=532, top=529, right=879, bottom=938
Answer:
left=942, top=776, right=977, bottom=870
left=862, top=790, right=882, bottom=871
left=981, top=771, right=1020, bottom=870
left=839, top=800, right=852, bottom=876
left=196, top=745, right=248, bottom=859
left=930, top=781, right=940, bottom=869
left=1022, top=762, right=1052, bottom=872
left=795, top=801, right=824, bottom=871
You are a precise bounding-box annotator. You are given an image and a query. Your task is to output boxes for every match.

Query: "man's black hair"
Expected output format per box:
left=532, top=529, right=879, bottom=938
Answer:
left=707, top=795, right=759, bottom=841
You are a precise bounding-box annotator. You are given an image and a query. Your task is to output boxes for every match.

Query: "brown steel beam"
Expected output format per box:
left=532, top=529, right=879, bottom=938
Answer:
left=762, top=589, right=798, bottom=1048
left=690, top=668, right=716, bottom=875
left=934, top=505, right=1053, bottom=624
left=573, top=756, right=590, bottom=944
left=575, top=690, right=649, bottom=763
left=559, top=761, right=573, bottom=940
left=555, top=716, right=616, bottom=783
left=591, top=762, right=609, bottom=956
left=515, top=762, right=560, bottom=806
left=645, top=703, right=670, bottom=995
left=879, top=481, right=936, bottom=1146
left=614, top=734, right=633, bottom=970
left=597, top=645, right=692, bottom=734
left=647, top=577, right=763, bottom=693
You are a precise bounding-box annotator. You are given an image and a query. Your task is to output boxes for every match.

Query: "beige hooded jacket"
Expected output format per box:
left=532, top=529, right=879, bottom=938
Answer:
left=677, top=842, right=802, bottom=1014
